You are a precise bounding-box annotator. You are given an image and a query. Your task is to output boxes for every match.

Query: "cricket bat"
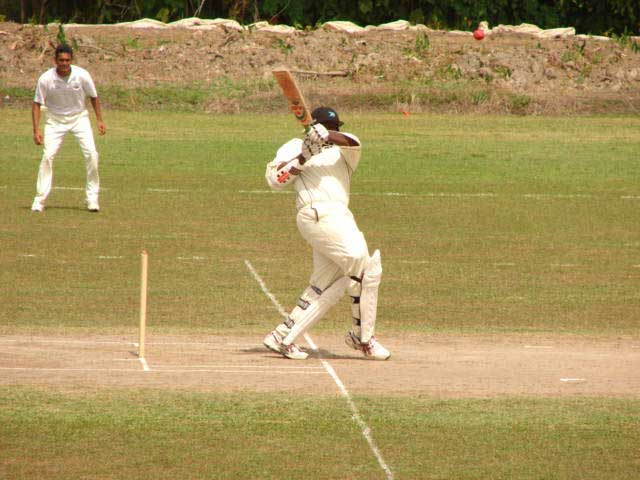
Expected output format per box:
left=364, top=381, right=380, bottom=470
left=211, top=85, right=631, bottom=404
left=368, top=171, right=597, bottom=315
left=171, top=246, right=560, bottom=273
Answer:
left=272, top=69, right=313, bottom=128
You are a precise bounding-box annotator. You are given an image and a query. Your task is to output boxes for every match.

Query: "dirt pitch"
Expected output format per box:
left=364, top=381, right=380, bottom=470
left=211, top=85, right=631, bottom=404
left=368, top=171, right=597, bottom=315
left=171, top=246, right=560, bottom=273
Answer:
left=1, top=333, right=638, bottom=398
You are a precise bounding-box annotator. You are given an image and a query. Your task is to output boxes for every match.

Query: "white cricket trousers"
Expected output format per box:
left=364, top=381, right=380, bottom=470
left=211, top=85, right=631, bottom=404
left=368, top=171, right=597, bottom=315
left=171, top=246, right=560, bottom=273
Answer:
left=33, top=110, right=99, bottom=206
left=296, top=202, right=370, bottom=290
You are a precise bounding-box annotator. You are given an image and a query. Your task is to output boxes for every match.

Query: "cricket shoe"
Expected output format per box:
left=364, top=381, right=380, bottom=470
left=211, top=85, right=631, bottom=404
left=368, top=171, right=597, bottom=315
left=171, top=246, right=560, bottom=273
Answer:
left=87, top=201, right=100, bottom=212
left=31, top=202, right=44, bottom=212
left=263, top=331, right=308, bottom=360
left=345, top=331, right=391, bottom=360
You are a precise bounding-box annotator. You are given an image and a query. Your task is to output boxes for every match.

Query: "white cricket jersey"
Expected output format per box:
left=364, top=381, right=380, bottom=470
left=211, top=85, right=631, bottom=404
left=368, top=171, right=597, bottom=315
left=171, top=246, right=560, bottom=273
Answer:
left=34, top=66, right=98, bottom=117
left=266, top=133, right=361, bottom=209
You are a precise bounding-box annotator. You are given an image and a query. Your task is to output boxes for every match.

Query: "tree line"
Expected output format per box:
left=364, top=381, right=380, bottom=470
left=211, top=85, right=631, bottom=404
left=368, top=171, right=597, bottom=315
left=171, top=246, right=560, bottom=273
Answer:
left=1, top=0, right=638, bottom=36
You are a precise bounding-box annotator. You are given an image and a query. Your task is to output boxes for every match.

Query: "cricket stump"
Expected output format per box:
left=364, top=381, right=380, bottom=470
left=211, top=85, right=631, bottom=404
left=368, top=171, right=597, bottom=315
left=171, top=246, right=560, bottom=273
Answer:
left=139, top=250, right=148, bottom=359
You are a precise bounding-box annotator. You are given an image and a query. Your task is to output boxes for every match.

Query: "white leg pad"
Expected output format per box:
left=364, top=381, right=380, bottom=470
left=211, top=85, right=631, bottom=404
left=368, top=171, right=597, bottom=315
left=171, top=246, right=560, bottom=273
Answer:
left=282, top=277, right=348, bottom=346
left=360, top=249, right=382, bottom=343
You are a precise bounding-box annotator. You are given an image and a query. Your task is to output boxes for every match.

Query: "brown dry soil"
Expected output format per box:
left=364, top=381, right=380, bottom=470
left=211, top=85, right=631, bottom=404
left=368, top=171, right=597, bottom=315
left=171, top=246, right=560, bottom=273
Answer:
left=1, top=334, right=638, bottom=398
left=1, top=21, right=640, bottom=114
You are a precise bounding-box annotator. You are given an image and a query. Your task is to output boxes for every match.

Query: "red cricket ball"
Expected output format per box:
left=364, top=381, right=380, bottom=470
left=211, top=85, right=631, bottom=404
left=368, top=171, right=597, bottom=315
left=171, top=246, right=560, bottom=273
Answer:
left=473, top=28, right=485, bottom=40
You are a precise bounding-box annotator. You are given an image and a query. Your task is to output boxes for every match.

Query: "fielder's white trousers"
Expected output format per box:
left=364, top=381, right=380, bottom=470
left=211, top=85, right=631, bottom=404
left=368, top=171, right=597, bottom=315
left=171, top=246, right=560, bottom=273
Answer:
left=296, top=202, right=370, bottom=291
left=33, top=110, right=99, bottom=206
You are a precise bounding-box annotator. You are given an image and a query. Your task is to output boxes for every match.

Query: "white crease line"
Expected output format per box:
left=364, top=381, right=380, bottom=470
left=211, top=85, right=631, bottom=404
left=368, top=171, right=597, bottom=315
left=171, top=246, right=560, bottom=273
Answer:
left=12, top=254, right=640, bottom=270
left=304, top=333, right=394, bottom=479
left=418, top=192, right=497, bottom=198
left=139, top=357, right=150, bottom=372
left=133, top=341, right=259, bottom=350
left=0, top=366, right=323, bottom=375
left=239, top=190, right=640, bottom=200
left=238, top=189, right=290, bottom=195
left=239, top=189, right=494, bottom=199
left=560, top=378, right=586, bottom=383
left=0, top=367, right=145, bottom=373
left=524, top=194, right=592, bottom=199
left=151, top=368, right=326, bottom=374
left=6, top=185, right=637, bottom=199
left=150, top=364, right=324, bottom=370
left=244, top=259, right=394, bottom=480
left=0, top=338, right=259, bottom=351
left=0, top=339, right=138, bottom=346
left=141, top=342, right=254, bottom=348
left=244, top=260, right=290, bottom=319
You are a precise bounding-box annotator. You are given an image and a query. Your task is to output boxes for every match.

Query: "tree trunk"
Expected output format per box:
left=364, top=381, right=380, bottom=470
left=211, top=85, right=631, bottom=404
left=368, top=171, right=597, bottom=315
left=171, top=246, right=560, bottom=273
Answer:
left=20, top=0, right=28, bottom=23
left=39, top=0, right=49, bottom=24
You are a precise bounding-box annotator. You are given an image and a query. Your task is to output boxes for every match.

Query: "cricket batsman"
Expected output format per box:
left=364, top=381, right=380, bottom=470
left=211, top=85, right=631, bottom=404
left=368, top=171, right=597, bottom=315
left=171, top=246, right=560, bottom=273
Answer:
left=31, top=44, right=105, bottom=212
left=263, top=107, right=391, bottom=361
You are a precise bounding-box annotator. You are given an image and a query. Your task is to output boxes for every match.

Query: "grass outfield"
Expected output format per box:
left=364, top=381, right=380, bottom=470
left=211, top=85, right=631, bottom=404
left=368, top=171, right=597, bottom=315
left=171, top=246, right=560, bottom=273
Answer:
left=1, top=109, right=638, bottom=335
left=1, top=110, right=639, bottom=479
left=1, top=388, right=639, bottom=479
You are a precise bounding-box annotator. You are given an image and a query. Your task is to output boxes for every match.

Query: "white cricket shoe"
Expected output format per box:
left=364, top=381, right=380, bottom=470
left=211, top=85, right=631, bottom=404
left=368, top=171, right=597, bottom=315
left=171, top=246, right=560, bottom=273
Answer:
left=263, top=331, right=283, bottom=353
left=31, top=201, right=44, bottom=212
left=87, top=201, right=100, bottom=212
left=263, top=331, right=308, bottom=360
left=345, top=331, right=391, bottom=360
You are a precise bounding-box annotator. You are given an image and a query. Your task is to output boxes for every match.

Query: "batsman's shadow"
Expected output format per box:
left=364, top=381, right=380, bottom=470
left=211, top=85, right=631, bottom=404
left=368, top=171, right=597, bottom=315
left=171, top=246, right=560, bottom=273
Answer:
left=307, top=348, right=365, bottom=361
left=238, top=346, right=363, bottom=361
left=239, top=347, right=273, bottom=355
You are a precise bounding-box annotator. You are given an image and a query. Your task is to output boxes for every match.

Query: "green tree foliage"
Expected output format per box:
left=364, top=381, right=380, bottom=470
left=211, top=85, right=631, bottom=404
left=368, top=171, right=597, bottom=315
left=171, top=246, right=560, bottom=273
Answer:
left=0, top=0, right=637, bottom=35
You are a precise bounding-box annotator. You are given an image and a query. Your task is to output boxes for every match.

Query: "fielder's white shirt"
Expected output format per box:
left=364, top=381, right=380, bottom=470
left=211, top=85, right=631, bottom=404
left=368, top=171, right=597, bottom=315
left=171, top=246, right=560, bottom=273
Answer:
left=266, top=133, right=361, bottom=209
left=34, top=66, right=98, bottom=117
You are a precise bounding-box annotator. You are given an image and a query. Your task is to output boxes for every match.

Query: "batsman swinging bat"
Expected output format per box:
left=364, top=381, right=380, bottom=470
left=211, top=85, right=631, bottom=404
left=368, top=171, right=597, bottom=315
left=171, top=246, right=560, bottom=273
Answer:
left=272, top=69, right=313, bottom=128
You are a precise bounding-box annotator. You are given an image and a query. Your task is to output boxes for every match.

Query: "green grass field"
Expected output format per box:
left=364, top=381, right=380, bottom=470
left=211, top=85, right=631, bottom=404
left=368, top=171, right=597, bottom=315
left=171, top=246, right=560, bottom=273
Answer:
left=1, top=109, right=639, bottom=479
left=2, top=388, right=638, bottom=480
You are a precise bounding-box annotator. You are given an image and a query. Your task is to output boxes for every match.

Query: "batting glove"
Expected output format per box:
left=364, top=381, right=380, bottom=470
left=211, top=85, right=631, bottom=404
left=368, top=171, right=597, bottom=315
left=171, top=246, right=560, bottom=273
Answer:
left=301, top=136, right=322, bottom=162
left=307, top=123, right=330, bottom=145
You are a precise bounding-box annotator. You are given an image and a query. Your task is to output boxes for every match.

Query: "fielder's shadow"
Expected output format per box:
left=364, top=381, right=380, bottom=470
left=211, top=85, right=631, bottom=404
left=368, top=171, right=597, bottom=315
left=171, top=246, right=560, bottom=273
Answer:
left=23, top=205, right=88, bottom=212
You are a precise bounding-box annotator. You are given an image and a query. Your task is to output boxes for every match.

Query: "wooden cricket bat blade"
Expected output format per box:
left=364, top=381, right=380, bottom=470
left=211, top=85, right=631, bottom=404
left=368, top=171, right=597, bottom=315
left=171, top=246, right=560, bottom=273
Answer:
left=272, top=69, right=313, bottom=127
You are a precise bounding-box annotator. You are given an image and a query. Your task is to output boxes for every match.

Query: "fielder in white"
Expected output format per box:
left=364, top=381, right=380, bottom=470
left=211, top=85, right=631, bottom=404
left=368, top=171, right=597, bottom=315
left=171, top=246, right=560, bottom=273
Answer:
left=263, top=107, right=391, bottom=360
left=31, top=44, right=106, bottom=213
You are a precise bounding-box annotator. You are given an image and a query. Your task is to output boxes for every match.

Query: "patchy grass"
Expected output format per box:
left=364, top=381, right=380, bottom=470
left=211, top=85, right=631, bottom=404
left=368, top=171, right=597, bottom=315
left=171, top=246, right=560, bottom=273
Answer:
left=2, top=76, right=639, bottom=115
left=98, top=77, right=274, bottom=111
left=0, top=86, right=33, bottom=104
left=507, top=93, right=532, bottom=114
